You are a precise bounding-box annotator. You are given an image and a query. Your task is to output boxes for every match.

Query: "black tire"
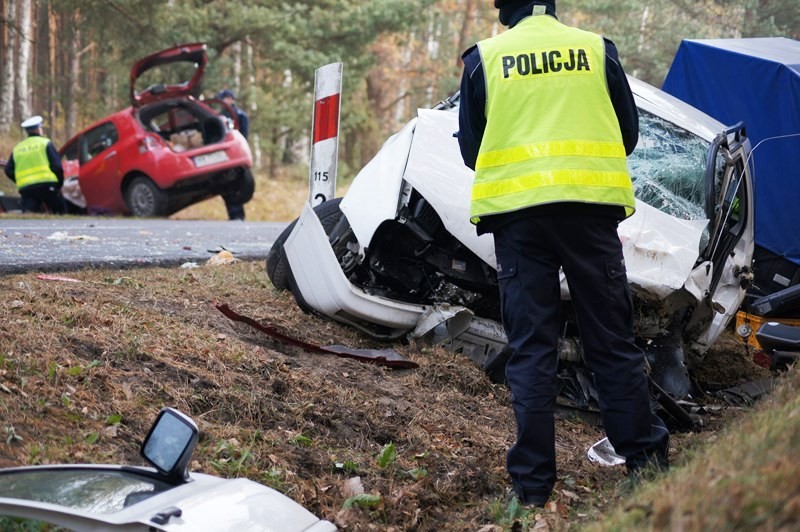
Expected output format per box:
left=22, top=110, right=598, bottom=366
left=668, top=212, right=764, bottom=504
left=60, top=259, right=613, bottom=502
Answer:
left=125, top=175, right=169, bottom=217
left=222, top=167, right=256, bottom=204
left=267, top=197, right=344, bottom=290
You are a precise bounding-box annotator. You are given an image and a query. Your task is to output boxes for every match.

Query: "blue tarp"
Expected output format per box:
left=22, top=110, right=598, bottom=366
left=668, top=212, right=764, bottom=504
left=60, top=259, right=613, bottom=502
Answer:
left=663, top=38, right=800, bottom=266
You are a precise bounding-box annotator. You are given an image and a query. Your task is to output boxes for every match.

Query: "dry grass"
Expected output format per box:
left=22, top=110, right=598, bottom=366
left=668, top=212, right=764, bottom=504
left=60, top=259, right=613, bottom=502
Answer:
left=0, top=261, right=521, bottom=530
left=0, top=136, right=19, bottom=158
left=1, top=259, right=788, bottom=530
left=1, top=136, right=19, bottom=199
left=591, top=366, right=800, bottom=531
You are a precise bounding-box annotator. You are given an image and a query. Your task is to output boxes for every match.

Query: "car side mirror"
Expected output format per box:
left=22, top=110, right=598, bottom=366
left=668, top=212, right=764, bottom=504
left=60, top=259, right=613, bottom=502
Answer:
left=141, top=408, right=198, bottom=484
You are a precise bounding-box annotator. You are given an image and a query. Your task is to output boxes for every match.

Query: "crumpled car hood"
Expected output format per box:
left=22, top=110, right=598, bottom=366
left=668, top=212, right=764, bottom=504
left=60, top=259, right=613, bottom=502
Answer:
left=346, top=108, right=711, bottom=304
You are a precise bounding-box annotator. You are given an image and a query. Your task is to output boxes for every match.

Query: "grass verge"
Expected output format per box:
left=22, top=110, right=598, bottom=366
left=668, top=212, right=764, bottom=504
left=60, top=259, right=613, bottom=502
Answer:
left=591, top=367, right=800, bottom=531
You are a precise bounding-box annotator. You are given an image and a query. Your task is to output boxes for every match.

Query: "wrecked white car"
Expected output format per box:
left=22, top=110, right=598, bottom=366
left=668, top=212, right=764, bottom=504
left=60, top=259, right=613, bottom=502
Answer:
left=267, top=77, right=754, bottom=424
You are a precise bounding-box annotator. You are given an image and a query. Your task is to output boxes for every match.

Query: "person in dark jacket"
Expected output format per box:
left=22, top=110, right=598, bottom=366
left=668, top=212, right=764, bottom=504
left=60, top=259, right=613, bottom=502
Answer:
left=217, top=89, right=250, bottom=221
left=458, top=0, right=669, bottom=507
left=217, top=89, right=250, bottom=140
left=4, top=115, right=65, bottom=214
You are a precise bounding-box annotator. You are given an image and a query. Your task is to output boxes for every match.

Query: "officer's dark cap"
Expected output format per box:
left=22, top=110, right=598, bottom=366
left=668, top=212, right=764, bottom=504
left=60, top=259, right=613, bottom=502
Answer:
left=494, top=0, right=556, bottom=25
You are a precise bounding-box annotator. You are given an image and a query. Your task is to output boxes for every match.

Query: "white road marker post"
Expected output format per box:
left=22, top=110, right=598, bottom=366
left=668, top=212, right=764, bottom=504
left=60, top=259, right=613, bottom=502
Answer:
left=309, top=62, right=343, bottom=207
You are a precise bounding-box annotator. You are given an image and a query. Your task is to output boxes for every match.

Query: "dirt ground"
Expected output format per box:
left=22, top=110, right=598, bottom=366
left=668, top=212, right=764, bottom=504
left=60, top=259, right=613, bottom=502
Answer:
left=0, top=261, right=771, bottom=530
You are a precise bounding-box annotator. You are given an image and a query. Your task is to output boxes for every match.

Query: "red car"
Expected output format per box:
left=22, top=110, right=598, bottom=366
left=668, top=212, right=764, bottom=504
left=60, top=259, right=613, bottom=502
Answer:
left=60, top=43, right=254, bottom=217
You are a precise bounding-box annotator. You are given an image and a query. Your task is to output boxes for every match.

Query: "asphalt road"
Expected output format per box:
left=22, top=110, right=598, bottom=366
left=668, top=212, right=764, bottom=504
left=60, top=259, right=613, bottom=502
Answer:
left=0, top=218, right=289, bottom=274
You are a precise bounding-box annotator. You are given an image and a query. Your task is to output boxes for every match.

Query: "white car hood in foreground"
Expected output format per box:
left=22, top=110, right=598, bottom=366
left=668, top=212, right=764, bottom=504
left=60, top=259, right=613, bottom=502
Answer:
left=0, top=472, right=335, bottom=531
left=151, top=475, right=335, bottom=531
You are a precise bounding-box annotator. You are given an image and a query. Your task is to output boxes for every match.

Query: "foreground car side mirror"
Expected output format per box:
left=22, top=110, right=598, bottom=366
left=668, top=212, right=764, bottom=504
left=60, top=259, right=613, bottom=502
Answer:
left=140, top=408, right=199, bottom=484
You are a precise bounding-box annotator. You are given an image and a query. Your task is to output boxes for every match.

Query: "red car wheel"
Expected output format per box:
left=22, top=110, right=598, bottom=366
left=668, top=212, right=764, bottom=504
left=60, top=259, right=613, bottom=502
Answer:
left=125, top=176, right=168, bottom=217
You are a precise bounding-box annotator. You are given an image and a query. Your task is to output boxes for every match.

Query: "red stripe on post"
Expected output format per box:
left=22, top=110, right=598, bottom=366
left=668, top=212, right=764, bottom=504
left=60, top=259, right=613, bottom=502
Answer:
left=312, top=93, right=341, bottom=144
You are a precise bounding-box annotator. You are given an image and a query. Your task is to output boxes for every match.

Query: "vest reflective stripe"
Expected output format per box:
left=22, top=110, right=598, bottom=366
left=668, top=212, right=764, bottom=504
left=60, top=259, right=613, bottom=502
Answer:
left=476, top=139, right=627, bottom=169
left=475, top=148, right=630, bottom=184
left=473, top=169, right=633, bottom=200
left=12, top=136, right=58, bottom=189
left=474, top=183, right=634, bottom=220
left=471, top=15, right=635, bottom=223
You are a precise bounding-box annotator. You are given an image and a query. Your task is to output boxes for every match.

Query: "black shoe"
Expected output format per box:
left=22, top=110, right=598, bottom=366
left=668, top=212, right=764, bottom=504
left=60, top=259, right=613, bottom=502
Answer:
left=506, top=494, right=546, bottom=511
left=506, top=487, right=548, bottom=508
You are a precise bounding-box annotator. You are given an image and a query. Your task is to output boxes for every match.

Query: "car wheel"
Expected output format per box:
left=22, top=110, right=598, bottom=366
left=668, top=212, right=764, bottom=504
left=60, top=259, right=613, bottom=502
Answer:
left=267, top=197, right=345, bottom=291
left=125, top=176, right=168, bottom=217
left=222, top=168, right=256, bottom=204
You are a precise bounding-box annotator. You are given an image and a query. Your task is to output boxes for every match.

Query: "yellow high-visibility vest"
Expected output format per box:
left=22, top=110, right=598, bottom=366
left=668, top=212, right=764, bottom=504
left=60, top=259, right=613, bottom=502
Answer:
left=12, top=136, right=59, bottom=190
left=471, top=14, right=635, bottom=223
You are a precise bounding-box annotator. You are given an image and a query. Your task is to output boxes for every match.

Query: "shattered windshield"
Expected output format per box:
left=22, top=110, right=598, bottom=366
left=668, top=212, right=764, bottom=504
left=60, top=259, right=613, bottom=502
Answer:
left=628, top=110, right=710, bottom=220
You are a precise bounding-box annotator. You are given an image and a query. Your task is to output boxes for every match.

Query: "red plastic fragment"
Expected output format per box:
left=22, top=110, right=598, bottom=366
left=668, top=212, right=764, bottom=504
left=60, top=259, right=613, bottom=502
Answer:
left=215, top=303, right=418, bottom=369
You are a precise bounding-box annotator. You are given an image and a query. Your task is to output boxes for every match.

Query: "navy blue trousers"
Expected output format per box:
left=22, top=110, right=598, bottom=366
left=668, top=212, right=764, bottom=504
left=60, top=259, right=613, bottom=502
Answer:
left=224, top=199, right=245, bottom=221
left=493, top=213, right=669, bottom=504
left=20, top=184, right=64, bottom=214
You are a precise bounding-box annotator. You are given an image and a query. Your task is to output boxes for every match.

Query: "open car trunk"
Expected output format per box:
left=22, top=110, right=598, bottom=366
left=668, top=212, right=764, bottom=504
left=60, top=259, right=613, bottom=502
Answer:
left=139, top=99, right=227, bottom=153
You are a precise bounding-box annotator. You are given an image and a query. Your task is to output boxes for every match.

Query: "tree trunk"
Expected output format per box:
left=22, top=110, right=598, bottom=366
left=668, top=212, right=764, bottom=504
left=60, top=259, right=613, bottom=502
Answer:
left=246, top=38, right=262, bottom=170
left=232, top=40, right=242, bottom=95
left=0, top=0, right=17, bottom=134
left=48, top=0, right=58, bottom=137
left=0, top=0, right=6, bottom=111
left=632, top=4, right=650, bottom=79
left=15, top=0, right=31, bottom=121
left=269, top=127, right=279, bottom=178
left=66, top=9, right=80, bottom=137
left=456, top=0, right=476, bottom=69
left=33, top=0, right=48, bottom=120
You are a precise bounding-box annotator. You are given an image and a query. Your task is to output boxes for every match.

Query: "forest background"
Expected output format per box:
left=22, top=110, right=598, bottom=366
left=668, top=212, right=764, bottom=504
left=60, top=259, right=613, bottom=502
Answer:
left=1, top=0, right=798, bottom=181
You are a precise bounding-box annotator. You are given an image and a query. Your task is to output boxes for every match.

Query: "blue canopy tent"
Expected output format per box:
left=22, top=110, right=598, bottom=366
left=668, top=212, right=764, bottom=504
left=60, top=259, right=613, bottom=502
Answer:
left=663, top=38, right=800, bottom=296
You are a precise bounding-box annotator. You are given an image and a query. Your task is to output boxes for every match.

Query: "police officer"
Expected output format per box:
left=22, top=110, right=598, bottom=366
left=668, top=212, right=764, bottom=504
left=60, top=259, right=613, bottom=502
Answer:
left=4, top=115, right=65, bottom=214
left=216, top=89, right=250, bottom=221
left=458, top=0, right=669, bottom=506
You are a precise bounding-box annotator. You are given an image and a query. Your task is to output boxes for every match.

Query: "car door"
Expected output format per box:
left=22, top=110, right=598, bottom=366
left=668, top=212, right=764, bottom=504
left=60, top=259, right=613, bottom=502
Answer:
left=75, top=121, right=122, bottom=213
left=695, top=123, right=754, bottom=344
left=701, top=123, right=752, bottom=290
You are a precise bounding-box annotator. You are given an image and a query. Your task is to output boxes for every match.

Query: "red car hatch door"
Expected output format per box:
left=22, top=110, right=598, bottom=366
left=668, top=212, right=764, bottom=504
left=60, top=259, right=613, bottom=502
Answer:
left=130, top=43, right=207, bottom=107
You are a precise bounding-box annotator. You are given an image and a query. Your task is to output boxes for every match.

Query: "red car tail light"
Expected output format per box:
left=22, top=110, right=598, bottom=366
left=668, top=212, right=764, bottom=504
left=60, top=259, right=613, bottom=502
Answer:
left=139, top=134, right=162, bottom=153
